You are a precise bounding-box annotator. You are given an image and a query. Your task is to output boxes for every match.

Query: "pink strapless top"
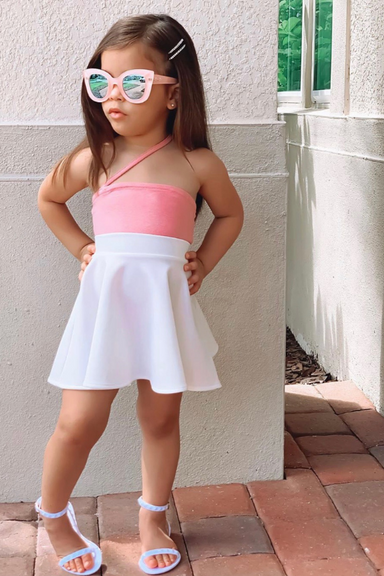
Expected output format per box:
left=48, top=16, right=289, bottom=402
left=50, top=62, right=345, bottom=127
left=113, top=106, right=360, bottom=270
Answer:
left=91, top=135, right=197, bottom=244
left=92, top=182, right=196, bottom=243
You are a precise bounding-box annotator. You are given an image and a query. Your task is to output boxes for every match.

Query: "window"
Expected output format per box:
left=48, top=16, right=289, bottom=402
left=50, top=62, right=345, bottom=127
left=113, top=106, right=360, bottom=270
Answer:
left=278, top=0, right=303, bottom=93
left=278, top=0, right=333, bottom=107
left=313, top=0, right=333, bottom=93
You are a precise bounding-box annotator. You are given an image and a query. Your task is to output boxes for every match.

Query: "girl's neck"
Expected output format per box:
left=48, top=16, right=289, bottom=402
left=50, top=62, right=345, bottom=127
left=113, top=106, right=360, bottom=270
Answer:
left=116, top=131, right=171, bottom=154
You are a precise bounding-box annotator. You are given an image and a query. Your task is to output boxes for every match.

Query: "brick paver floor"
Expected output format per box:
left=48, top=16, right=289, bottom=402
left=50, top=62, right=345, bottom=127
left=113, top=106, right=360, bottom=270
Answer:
left=2, top=379, right=384, bottom=575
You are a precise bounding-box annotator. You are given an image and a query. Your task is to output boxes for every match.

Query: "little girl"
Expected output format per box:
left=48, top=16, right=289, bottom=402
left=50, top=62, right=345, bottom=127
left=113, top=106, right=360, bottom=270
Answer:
left=35, top=13, right=244, bottom=575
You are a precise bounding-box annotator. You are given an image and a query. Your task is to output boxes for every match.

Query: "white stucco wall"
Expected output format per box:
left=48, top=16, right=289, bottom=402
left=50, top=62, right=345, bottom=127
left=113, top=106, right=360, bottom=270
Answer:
left=349, top=1, right=384, bottom=117
left=0, top=1, right=287, bottom=501
left=282, top=112, right=384, bottom=410
left=0, top=0, right=279, bottom=123
left=280, top=0, right=384, bottom=412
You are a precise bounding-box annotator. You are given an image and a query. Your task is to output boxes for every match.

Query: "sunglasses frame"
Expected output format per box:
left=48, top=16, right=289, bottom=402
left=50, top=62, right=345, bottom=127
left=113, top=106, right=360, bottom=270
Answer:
left=83, top=68, right=178, bottom=104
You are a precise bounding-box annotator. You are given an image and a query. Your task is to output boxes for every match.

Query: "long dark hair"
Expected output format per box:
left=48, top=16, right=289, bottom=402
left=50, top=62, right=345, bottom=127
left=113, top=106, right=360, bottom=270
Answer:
left=51, top=13, right=212, bottom=219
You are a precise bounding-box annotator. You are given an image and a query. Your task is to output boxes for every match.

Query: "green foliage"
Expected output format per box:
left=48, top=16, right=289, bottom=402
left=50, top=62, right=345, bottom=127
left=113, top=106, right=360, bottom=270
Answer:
left=278, top=0, right=333, bottom=93
left=313, top=0, right=333, bottom=90
left=278, top=0, right=303, bottom=92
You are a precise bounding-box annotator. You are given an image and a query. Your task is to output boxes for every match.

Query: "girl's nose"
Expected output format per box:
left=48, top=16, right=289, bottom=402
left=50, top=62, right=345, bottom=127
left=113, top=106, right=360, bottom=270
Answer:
left=110, top=82, right=124, bottom=98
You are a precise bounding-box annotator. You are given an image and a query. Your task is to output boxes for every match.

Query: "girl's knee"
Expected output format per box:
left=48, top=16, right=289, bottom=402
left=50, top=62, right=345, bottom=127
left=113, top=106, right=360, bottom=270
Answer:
left=55, top=389, right=118, bottom=446
left=136, top=382, right=182, bottom=436
left=140, top=412, right=179, bottom=437
left=55, top=414, right=102, bottom=447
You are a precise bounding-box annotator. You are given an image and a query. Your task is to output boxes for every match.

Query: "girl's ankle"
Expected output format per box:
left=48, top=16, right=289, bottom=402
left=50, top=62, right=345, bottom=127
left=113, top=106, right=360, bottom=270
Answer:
left=43, top=514, right=68, bottom=530
left=139, top=506, right=166, bottom=515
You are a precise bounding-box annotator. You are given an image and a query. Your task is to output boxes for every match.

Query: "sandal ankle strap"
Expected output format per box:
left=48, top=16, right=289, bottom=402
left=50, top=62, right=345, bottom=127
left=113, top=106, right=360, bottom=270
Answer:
left=34, top=496, right=69, bottom=518
left=137, top=495, right=169, bottom=511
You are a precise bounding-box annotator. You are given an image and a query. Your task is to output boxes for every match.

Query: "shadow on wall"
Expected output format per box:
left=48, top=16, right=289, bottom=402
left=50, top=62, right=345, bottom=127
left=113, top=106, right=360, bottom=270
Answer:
left=284, top=114, right=384, bottom=415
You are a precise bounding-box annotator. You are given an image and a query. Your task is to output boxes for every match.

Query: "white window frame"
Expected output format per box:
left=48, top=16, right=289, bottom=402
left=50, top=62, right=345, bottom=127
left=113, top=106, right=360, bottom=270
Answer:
left=277, top=0, right=332, bottom=109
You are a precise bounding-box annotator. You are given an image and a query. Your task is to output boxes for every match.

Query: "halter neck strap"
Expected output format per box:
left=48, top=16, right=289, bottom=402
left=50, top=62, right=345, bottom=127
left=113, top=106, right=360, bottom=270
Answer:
left=105, top=134, right=173, bottom=186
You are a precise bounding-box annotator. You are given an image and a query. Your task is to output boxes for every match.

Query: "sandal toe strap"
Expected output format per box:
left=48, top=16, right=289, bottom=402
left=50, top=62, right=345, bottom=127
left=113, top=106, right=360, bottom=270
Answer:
left=58, top=546, right=95, bottom=565
left=141, top=548, right=181, bottom=559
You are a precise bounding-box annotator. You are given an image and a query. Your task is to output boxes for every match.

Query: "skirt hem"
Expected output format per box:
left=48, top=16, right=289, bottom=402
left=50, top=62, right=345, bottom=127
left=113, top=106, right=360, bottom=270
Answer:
left=47, top=377, right=222, bottom=394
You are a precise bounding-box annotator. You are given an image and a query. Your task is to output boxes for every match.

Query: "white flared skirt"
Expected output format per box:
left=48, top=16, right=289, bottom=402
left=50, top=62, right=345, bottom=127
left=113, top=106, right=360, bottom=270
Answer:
left=47, top=232, right=222, bottom=394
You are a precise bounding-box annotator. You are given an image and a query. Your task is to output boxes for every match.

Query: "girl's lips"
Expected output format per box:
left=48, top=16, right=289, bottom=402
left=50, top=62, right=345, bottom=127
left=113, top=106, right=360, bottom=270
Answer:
left=110, top=111, right=126, bottom=119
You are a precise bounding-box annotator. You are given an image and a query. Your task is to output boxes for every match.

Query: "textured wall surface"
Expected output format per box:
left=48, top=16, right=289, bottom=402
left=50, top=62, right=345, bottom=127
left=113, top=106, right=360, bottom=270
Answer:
left=0, top=0, right=278, bottom=123
left=282, top=112, right=384, bottom=412
left=349, top=1, right=384, bottom=116
left=0, top=2, right=287, bottom=501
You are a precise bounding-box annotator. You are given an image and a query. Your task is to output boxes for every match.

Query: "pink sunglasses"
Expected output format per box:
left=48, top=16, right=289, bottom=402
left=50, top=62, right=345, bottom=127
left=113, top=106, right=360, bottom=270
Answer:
left=83, top=68, right=178, bottom=104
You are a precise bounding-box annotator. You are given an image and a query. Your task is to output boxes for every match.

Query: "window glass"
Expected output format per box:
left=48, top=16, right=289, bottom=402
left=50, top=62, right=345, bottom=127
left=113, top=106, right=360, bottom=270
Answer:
left=313, top=0, right=333, bottom=90
left=278, top=0, right=303, bottom=92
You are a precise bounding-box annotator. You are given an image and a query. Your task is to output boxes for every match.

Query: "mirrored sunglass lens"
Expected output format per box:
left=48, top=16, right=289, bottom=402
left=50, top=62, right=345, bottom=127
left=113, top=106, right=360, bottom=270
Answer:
left=122, top=74, right=146, bottom=100
left=88, top=73, right=109, bottom=99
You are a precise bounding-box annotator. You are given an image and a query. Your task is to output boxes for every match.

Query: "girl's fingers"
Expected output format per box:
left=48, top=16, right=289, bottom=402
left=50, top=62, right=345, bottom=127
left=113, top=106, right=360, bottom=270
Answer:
left=189, top=282, right=200, bottom=295
left=188, top=274, right=199, bottom=285
left=81, top=258, right=91, bottom=271
left=184, top=260, right=197, bottom=271
left=81, top=254, right=93, bottom=269
left=80, top=251, right=94, bottom=278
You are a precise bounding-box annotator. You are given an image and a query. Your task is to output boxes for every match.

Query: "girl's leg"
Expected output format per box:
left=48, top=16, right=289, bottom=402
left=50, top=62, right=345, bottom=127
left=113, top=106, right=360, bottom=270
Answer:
left=136, top=379, right=183, bottom=571
left=40, top=388, right=119, bottom=574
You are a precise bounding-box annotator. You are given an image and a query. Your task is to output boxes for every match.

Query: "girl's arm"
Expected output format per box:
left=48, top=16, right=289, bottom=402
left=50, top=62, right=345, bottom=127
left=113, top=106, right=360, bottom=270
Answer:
left=192, top=149, right=244, bottom=275
left=37, top=148, right=95, bottom=262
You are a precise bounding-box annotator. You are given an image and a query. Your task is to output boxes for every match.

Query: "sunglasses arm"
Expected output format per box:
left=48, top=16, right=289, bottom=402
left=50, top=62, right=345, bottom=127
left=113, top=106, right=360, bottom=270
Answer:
left=153, top=74, right=178, bottom=85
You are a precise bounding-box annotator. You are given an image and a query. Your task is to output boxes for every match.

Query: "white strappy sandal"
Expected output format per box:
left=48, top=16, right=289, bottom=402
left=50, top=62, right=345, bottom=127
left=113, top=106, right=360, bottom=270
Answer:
left=137, top=495, right=181, bottom=574
left=34, top=496, right=102, bottom=575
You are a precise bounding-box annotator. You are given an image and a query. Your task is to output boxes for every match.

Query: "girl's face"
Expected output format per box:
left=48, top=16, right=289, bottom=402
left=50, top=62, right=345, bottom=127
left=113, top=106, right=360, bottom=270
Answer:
left=100, top=42, right=178, bottom=137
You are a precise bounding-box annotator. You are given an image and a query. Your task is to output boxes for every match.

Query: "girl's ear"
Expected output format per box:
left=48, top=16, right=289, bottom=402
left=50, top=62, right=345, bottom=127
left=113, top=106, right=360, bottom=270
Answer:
left=170, top=83, right=180, bottom=105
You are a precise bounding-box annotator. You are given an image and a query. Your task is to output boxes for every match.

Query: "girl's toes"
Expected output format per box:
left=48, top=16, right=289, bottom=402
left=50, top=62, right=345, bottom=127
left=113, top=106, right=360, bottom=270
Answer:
left=70, top=559, right=77, bottom=571
left=163, top=553, right=170, bottom=564
left=83, top=553, right=94, bottom=569
left=156, top=554, right=165, bottom=567
left=74, top=557, right=84, bottom=572
left=145, top=555, right=157, bottom=568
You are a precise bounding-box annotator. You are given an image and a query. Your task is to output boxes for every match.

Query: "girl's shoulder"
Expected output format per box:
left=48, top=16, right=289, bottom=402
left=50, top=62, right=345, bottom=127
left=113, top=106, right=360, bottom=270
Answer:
left=65, top=146, right=94, bottom=192
left=185, top=147, right=221, bottom=165
left=184, top=147, right=225, bottom=183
